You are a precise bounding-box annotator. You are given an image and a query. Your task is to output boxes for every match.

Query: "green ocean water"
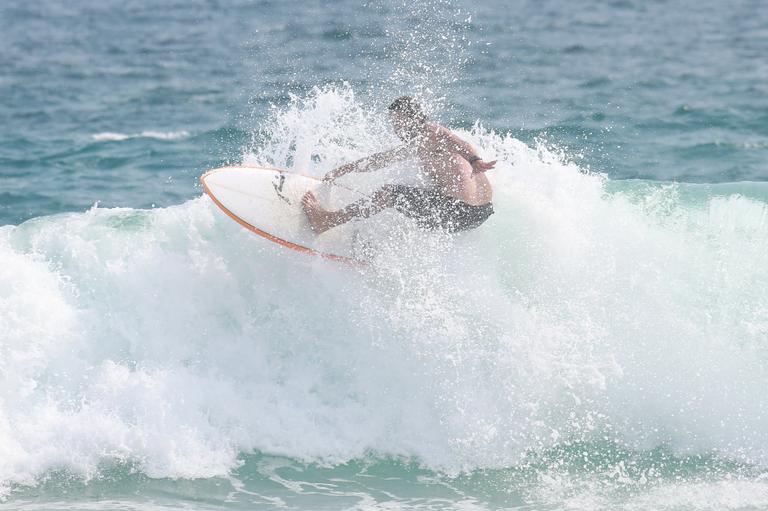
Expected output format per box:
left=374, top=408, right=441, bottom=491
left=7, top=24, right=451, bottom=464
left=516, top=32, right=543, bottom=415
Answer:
left=5, top=446, right=761, bottom=510
left=2, top=0, right=768, bottom=509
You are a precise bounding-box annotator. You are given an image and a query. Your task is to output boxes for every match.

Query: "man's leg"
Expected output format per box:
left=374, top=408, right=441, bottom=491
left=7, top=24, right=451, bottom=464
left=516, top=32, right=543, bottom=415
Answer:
left=301, top=186, right=396, bottom=234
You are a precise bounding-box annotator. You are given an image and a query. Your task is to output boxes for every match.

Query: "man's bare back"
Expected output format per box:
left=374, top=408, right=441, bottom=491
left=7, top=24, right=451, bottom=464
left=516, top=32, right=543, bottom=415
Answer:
left=415, top=122, right=494, bottom=206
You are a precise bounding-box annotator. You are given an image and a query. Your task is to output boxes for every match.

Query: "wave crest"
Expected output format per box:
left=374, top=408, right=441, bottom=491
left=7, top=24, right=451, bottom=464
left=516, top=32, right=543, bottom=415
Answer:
left=2, top=86, right=768, bottom=491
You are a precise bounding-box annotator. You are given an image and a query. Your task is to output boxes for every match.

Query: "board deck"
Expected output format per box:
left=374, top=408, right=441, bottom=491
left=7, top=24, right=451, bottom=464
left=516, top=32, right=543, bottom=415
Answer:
left=200, top=165, right=370, bottom=264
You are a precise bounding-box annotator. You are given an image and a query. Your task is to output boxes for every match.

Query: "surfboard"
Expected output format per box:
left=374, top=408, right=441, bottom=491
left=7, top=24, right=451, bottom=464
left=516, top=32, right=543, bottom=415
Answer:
left=200, top=165, right=371, bottom=264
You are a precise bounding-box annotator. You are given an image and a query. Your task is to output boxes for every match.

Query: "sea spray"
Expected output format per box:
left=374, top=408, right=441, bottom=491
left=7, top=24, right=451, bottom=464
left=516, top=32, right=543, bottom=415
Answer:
left=1, top=88, right=767, bottom=500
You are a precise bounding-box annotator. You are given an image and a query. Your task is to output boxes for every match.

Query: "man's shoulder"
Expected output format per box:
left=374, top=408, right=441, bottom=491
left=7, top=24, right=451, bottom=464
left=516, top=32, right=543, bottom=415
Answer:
left=424, top=123, right=451, bottom=142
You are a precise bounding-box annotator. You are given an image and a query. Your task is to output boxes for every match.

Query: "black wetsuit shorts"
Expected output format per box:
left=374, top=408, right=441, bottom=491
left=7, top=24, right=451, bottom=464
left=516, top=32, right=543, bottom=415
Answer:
left=389, top=185, right=494, bottom=232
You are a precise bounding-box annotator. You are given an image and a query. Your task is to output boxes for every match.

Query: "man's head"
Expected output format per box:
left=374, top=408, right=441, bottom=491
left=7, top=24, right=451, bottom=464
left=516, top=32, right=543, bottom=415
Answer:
left=388, top=96, right=427, bottom=142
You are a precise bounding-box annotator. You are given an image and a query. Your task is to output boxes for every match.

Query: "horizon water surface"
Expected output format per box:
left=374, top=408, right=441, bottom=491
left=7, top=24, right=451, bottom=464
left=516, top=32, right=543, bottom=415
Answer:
left=2, top=1, right=768, bottom=510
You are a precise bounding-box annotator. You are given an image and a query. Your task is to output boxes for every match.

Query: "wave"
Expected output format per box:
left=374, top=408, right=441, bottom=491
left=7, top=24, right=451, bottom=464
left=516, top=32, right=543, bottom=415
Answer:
left=2, top=86, right=768, bottom=495
left=91, top=131, right=190, bottom=142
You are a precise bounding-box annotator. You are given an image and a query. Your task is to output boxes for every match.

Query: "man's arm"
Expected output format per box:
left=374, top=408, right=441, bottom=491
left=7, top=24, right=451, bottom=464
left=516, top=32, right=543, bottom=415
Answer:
left=434, top=126, right=497, bottom=173
left=323, top=146, right=409, bottom=182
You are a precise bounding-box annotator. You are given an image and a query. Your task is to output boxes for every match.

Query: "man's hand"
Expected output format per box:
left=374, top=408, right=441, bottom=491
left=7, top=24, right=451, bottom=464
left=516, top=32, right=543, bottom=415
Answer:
left=471, top=159, right=497, bottom=173
left=323, top=165, right=347, bottom=183
left=321, top=147, right=407, bottom=183
left=322, top=170, right=338, bottom=183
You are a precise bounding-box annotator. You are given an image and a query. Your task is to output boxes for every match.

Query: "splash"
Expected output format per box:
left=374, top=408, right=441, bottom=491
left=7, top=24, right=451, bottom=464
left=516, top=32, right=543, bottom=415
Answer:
left=91, top=131, right=190, bottom=142
left=1, top=88, right=768, bottom=500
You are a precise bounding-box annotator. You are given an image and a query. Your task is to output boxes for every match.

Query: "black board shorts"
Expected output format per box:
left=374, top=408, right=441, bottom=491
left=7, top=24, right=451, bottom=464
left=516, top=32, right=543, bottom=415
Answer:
left=389, top=185, right=494, bottom=232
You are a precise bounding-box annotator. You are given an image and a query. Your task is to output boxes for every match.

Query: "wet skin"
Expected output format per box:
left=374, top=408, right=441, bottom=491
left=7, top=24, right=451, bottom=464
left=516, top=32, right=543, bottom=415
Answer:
left=302, top=112, right=497, bottom=233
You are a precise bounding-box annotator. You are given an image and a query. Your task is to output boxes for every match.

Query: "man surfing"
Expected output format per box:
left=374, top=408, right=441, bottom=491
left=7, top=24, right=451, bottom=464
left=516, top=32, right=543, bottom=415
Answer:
left=301, top=96, right=496, bottom=233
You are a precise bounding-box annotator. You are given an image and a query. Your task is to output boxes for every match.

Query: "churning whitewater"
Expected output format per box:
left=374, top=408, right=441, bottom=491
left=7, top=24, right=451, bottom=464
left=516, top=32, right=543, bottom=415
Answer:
left=2, top=90, right=768, bottom=502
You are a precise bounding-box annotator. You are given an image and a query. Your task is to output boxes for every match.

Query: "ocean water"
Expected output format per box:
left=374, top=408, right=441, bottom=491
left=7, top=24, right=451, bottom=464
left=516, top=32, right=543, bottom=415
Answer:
left=2, top=0, right=768, bottom=510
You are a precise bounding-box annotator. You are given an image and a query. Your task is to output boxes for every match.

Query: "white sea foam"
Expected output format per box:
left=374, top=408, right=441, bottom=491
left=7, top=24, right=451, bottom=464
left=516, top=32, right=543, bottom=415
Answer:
left=2, top=87, right=768, bottom=495
left=91, top=131, right=189, bottom=142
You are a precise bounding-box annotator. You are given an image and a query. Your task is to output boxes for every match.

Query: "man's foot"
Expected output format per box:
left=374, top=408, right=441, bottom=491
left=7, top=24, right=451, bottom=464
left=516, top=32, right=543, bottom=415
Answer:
left=301, top=191, right=335, bottom=234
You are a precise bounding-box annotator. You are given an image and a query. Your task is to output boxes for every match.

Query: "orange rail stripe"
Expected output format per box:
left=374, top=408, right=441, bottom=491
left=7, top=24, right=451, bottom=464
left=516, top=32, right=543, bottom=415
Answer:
left=200, top=167, right=366, bottom=267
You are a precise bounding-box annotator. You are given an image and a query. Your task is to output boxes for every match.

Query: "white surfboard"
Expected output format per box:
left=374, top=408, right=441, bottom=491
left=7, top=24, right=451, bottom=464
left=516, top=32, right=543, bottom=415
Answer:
left=200, top=165, right=371, bottom=264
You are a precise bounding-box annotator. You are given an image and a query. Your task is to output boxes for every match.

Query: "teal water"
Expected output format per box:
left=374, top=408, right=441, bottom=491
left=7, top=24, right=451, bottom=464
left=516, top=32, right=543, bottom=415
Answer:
left=5, top=446, right=763, bottom=510
left=2, top=1, right=768, bottom=510
left=3, top=0, right=767, bottom=225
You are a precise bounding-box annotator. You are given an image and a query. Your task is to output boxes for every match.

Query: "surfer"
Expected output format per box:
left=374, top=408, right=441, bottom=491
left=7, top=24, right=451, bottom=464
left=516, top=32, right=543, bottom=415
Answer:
left=301, top=96, right=496, bottom=233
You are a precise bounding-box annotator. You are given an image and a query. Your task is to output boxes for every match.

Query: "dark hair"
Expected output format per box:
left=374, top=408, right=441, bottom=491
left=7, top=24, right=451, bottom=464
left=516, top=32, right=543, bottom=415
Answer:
left=388, top=96, right=427, bottom=124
